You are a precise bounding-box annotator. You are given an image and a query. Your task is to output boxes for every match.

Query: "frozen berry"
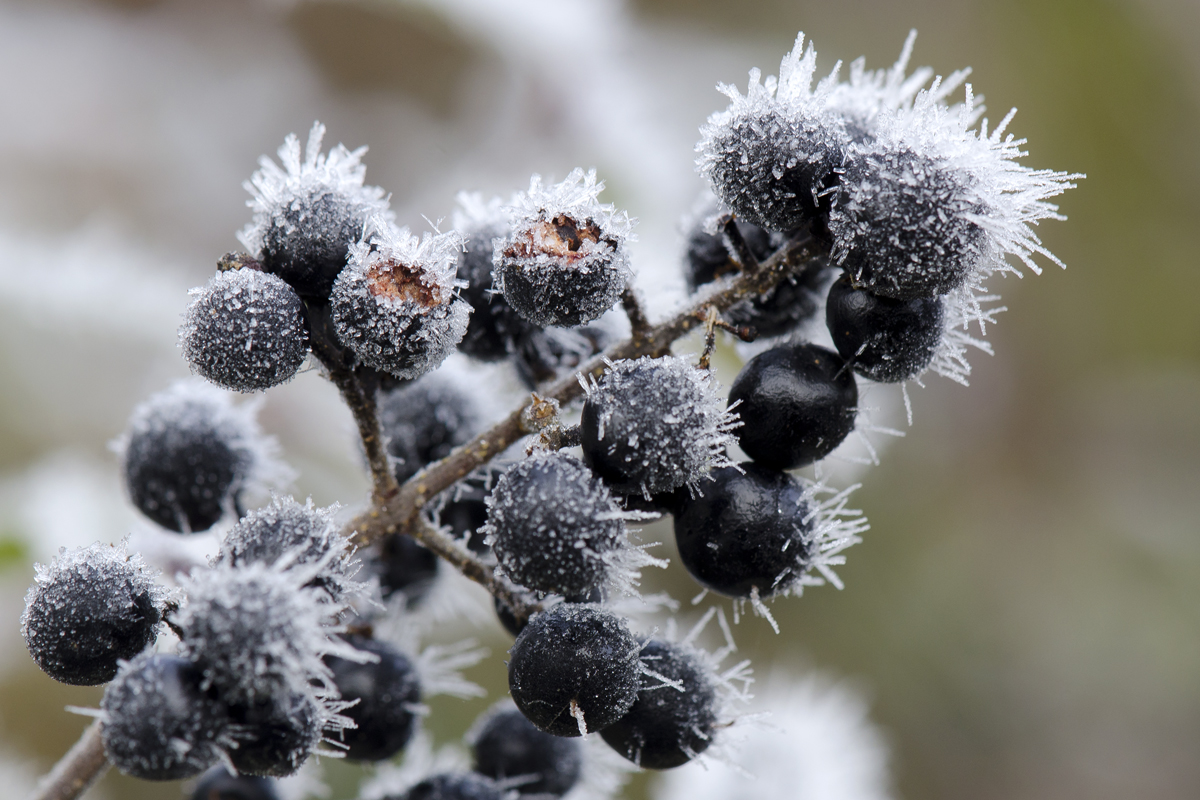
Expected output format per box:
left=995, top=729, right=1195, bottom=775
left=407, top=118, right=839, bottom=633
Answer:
left=325, top=635, right=421, bottom=761
left=432, top=472, right=493, bottom=554
left=514, top=325, right=608, bottom=388
left=471, top=703, right=582, bottom=796
left=601, top=639, right=718, bottom=769
left=101, top=653, right=227, bottom=781
left=391, top=773, right=504, bottom=800
left=581, top=356, right=739, bottom=496
left=239, top=122, right=391, bottom=299
left=22, top=543, right=169, bottom=686
left=120, top=382, right=272, bottom=533
left=179, top=268, right=308, bottom=393
left=508, top=604, right=640, bottom=737
left=376, top=534, right=440, bottom=607
left=728, top=343, right=857, bottom=469
left=493, top=169, right=633, bottom=328
left=332, top=219, right=470, bottom=380
left=673, top=463, right=813, bottom=598
left=825, top=273, right=945, bottom=382
left=379, top=373, right=480, bottom=483
left=226, top=691, right=321, bottom=777
left=484, top=452, right=626, bottom=598
left=192, top=767, right=280, bottom=800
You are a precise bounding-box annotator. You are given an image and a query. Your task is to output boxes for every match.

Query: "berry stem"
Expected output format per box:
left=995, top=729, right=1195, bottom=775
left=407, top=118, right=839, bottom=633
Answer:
left=28, top=720, right=109, bottom=800
left=721, top=215, right=760, bottom=272
left=697, top=306, right=720, bottom=370
left=620, top=287, right=654, bottom=349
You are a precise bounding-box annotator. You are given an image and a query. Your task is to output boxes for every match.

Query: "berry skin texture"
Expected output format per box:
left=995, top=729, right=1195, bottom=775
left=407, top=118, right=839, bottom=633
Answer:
left=379, top=373, right=480, bottom=484
left=225, top=691, right=321, bottom=777
left=600, top=639, right=718, bottom=769
left=324, top=635, right=422, bottom=762
left=673, top=463, right=814, bottom=598
left=729, top=343, right=858, bottom=470
left=101, top=653, right=228, bottom=781
left=581, top=356, right=739, bottom=496
left=21, top=543, right=168, bottom=686
left=376, top=533, right=440, bottom=607
left=513, top=325, right=608, bottom=389
left=471, top=704, right=583, bottom=797
left=391, top=773, right=504, bottom=800
left=825, top=273, right=945, bottom=382
left=507, top=603, right=640, bottom=737
left=484, top=452, right=626, bottom=598
left=191, top=767, right=281, bottom=800
left=180, top=268, right=309, bottom=393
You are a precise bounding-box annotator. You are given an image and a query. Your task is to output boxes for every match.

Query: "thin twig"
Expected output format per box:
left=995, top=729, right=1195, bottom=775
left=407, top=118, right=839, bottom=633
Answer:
left=721, top=215, right=760, bottom=271
left=697, top=306, right=719, bottom=370
left=30, top=721, right=109, bottom=800
left=620, top=286, right=653, bottom=348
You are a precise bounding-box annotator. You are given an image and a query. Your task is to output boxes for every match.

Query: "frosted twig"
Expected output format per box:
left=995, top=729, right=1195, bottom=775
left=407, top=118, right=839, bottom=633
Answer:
left=29, top=721, right=109, bottom=800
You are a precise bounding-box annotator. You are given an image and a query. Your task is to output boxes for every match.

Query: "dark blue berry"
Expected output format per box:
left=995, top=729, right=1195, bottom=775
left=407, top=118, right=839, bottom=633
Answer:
left=728, top=343, right=857, bottom=469
left=600, top=639, right=717, bottom=769
left=325, top=635, right=421, bottom=761
left=825, top=273, right=945, bottom=382
left=508, top=604, right=640, bottom=737
left=191, top=767, right=280, bottom=800
left=456, top=222, right=536, bottom=360
left=433, top=472, right=493, bottom=554
left=390, top=773, right=504, bottom=800
left=261, top=189, right=365, bottom=299
left=379, top=375, right=480, bottom=483
left=471, top=705, right=582, bottom=796
left=226, top=692, right=321, bottom=777
left=673, top=463, right=813, bottom=598
left=377, top=534, right=440, bottom=607
left=513, top=326, right=608, bottom=389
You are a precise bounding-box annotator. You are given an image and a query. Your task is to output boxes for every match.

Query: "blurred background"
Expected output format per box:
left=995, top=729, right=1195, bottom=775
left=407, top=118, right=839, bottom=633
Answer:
left=1, top=0, right=1198, bottom=798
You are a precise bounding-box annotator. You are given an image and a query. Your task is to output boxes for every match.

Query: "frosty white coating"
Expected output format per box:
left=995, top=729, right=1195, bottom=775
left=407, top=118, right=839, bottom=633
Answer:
left=331, top=216, right=471, bottom=380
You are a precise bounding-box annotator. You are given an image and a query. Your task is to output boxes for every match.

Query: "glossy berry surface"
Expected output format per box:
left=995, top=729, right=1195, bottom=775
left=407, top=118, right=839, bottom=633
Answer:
left=674, top=463, right=814, bottom=598
left=325, top=635, right=421, bottom=761
left=508, top=604, right=640, bottom=737
left=101, top=653, right=227, bottom=781
left=22, top=544, right=165, bottom=686
left=472, top=705, right=582, bottom=796
left=825, top=273, right=945, bottom=382
left=191, top=767, right=280, bottom=800
left=377, top=533, right=440, bottom=606
left=392, top=773, right=504, bottom=800
left=728, top=343, right=858, bottom=469
left=226, top=691, right=321, bottom=777
left=379, top=375, right=479, bottom=483
left=600, top=639, right=718, bottom=769
left=485, top=452, right=625, bottom=598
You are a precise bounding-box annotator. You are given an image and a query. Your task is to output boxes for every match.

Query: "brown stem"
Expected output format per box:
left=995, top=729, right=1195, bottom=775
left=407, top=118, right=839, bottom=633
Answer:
left=697, top=306, right=720, bottom=370
left=620, top=286, right=653, bottom=347
left=30, top=721, right=109, bottom=800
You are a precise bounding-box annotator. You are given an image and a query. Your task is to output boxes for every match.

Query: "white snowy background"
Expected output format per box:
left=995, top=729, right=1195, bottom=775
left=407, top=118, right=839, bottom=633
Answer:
left=1, top=1, right=1199, bottom=799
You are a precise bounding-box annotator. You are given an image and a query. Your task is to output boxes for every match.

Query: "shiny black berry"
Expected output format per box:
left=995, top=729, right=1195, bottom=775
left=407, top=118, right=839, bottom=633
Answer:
left=601, top=639, right=718, bottom=769
left=508, top=604, right=640, bottom=737
left=673, top=463, right=814, bottom=598
left=471, top=705, right=582, bottom=796
left=101, top=653, right=227, bottom=781
left=191, top=767, right=280, bottom=800
left=391, top=773, right=504, bottom=800
left=226, top=692, right=321, bottom=777
left=377, top=533, right=440, bottom=607
left=325, top=635, right=421, bottom=761
left=728, top=343, right=857, bottom=469
left=825, top=273, right=945, bottom=382
left=379, top=375, right=480, bottom=483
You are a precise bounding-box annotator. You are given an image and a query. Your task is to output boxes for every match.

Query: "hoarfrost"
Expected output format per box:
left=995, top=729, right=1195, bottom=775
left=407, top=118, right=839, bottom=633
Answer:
left=379, top=370, right=482, bottom=483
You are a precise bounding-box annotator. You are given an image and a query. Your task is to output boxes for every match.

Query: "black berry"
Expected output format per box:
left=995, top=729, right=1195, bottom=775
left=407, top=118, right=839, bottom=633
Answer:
left=325, top=635, right=422, bottom=762
left=471, top=704, right=583, bottom=796
left=454, top=210, right=536, bottom=360
left=728, top=343, right=858, bottom=469
left=600, top=639, right=718, bottom=769
left=376, top=533, right=440, bottom=607
left=390, top=773, right=504, bottom=800
left=825, top=273, right=945, bottom=382
left=191, top=767, right=280, bottom=800
left=513, top=326, right=608, bottom=389
left=379, top=373, right=480, bottom=483
left=673, top=463, right=814, bottom=598
left=226, top=691, right=321, bottom=777
left=507, top=604, right=640, bottom=737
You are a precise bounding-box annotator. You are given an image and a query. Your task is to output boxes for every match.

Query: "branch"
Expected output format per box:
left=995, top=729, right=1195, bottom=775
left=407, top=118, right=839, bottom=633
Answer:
left=29, top=721, right=109, bottom=800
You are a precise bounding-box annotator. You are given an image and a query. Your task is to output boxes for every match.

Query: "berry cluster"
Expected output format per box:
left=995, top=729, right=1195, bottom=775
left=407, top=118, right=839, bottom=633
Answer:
left=24, top=29, right=1076, bottom=800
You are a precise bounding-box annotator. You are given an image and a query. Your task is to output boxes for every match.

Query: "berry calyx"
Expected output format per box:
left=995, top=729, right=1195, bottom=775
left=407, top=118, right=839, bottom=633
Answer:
left=324, top=635, right=422, bottom=761
left=470, top=703, right=583, bottom=797
left=825, top=273, right=944, bottom=382
left=728, top=343, right=858, bottom=469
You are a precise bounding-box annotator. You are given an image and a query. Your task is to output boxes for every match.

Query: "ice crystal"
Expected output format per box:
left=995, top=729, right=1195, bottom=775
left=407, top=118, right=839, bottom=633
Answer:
left=379, top=370, right=482, bottom=483
left=493, top=168, right=635, bottom=327
left=331, top=216, right=470, bottom=380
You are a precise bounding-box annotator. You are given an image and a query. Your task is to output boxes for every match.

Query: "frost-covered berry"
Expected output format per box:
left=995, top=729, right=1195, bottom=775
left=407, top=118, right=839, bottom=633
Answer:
left=825, top=273, right=945, bottom=382
left=673, top=463, right=813, bottom=598
left=728, top=343, right=857, bottom=469
left=484, top=452, right=627, bottom=598
left=21, top=543, right=170, bottom=685
left=192, top=767, right=280, bottom=800
left=434, top=473, right=493, bottom=554
left=101, top=652, right=228, bottom=781
left=453, top=192, right=536, bottom=360
left=179, top=268, right=308, bottom=393
left=696, top=35, right=847, bottom=232
left=471, top=702, right=582, bottom=796
left=325, top=635, right=421, bottom=762
left=581, top=356, right=739, bottom=496
left=508, top=604, right=640, bottom=737
left=119, top=382, right=278, bottom=533
left=493, top=169, right=634, bottom=327
left=376, top=533, right=440, bottom=607
left=331, top=218, right=471, bottom=380
left=221, top=497, right=356, bottom=600
left=239, top=122, right=391, bottom=299
left=601, top=639, right=718, bottom=769
left=514, top=325, right=608, bottom=389
left=379, top=372, right=480, bottom=483
left=177, top=562, right=341, bottom=707
left=390, top=773, right=504, bottom=800
left=226, top=692, right=322, bottom=777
